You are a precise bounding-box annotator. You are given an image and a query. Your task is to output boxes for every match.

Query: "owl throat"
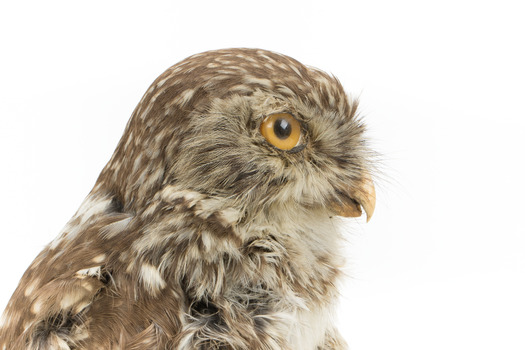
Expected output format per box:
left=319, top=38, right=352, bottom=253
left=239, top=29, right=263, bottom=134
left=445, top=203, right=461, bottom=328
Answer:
left=121, top=185, right=344, bottom=343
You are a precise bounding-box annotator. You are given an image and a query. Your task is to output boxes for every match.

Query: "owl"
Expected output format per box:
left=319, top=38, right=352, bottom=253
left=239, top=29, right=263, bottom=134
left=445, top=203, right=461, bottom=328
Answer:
left=0, top=48, right=375, bottom=349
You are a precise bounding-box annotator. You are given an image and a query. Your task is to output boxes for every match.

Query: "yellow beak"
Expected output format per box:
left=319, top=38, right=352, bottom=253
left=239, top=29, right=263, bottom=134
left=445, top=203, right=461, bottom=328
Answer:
left=333, top=174, right=376, bottom=222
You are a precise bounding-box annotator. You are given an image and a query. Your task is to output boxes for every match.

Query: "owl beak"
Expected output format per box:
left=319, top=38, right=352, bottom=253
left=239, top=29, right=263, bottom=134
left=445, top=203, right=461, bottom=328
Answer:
left=333, top=174, right=376, bottom=222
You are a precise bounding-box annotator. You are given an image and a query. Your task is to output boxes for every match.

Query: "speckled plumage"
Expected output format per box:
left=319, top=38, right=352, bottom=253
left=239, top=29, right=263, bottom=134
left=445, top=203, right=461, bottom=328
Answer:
left=0, top=48, right=375, bottom=349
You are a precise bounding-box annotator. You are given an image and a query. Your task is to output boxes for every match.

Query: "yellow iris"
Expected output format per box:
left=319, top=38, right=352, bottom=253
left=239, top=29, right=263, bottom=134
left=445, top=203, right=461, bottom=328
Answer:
left=260, top=113, right=302, bottom=150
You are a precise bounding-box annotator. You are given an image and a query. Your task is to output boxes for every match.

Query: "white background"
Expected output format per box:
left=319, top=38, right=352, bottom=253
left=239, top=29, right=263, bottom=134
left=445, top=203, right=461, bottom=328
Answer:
left=1, top=1, right=524, bottom=349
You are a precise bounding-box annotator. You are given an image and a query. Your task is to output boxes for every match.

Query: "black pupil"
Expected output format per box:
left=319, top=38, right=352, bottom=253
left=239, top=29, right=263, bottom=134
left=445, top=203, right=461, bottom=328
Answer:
left=274, top=119, right=292, bottom=139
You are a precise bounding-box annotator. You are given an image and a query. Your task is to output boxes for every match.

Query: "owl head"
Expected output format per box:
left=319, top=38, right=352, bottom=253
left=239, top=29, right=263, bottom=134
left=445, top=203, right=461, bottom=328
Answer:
left=94, top=48, right=375, bottom=225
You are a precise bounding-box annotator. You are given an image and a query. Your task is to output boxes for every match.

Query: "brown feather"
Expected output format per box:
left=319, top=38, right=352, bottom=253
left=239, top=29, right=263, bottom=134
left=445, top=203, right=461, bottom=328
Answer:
left=0, top=48, right=374, bottom=349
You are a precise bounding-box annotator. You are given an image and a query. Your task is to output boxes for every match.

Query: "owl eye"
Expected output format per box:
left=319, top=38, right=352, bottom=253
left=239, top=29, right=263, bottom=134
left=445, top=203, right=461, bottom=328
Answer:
left=260, top=113, right=302, bottom=151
